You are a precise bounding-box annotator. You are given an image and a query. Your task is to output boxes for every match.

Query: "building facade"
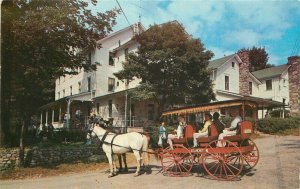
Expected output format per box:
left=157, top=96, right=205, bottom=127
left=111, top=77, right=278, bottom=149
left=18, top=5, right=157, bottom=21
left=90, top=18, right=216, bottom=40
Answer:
left=40, top=23, right=299, bottom=129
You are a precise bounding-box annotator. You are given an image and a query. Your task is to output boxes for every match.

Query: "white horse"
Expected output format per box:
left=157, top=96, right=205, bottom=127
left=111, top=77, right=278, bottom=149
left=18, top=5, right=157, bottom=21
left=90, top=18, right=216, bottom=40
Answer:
left=88, top=125, right=149, bottom=177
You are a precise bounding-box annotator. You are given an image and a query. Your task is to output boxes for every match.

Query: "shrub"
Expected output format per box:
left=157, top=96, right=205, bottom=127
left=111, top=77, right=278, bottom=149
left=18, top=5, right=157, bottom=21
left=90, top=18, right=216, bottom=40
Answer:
left=257, top=117, right=300, bottom=134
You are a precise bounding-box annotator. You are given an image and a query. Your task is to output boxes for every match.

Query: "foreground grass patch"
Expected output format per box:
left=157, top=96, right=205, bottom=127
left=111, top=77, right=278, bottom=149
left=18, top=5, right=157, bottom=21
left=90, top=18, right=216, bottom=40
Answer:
left=0, top=161, right=108, bottom=180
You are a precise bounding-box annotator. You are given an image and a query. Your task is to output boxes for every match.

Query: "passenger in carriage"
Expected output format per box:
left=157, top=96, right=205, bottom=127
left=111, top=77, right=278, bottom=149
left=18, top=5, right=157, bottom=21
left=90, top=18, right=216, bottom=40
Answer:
left=217, top=107, right=242, bottom=146
left=192, top=113, right=213, bottom=148
left=212, top=112, right=225, bottom=134
left=167, top=117, right=186, bottom=149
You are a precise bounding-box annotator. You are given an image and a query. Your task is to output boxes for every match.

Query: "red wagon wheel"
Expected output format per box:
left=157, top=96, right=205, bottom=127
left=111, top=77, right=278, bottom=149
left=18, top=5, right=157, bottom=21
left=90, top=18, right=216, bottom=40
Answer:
left=160, top=144, right=193, bottom=177
left=240, top=138, right=259, bottom=170
left=202, top=139, right=244, bottom=181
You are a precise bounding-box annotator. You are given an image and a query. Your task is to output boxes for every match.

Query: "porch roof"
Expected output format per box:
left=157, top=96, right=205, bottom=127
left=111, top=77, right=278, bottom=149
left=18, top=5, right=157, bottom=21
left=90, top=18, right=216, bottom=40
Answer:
left=39, top=92, right=92, bottom=110
left=162, top=96, right=284, bottom=116
left=93, top=88, right=136, bottom=101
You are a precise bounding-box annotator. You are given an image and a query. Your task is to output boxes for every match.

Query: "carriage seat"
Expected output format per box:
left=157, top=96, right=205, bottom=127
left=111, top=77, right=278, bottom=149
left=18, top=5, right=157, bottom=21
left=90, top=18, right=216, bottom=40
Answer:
left=223, top=121, right=253, bottom=142
left=172, top=125, right=195, bottom=145
left=196, top=124, right=219, bottom=144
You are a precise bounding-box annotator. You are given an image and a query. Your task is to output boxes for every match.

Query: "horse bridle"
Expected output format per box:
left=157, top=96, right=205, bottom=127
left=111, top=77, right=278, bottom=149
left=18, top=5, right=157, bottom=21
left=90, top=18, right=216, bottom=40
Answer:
left=88, top=124, right=115, bottom=144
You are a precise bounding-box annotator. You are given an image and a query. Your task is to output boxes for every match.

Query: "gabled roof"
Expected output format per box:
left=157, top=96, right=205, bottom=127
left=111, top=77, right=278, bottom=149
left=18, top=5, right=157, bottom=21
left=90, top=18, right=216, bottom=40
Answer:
left=97, top=23, right=145, bottom=43
left=208, top=54, right=236, bottom=69
left=251, top=64, right=290, bottom=80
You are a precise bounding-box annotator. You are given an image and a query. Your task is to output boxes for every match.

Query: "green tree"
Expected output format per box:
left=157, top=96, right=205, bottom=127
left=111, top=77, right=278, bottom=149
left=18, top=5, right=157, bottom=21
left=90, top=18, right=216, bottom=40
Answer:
left=1, top=0, right=119, bottom=147
left=238, top=46, right=272, bottom=71
left=115, top=22, right=215, bottom=117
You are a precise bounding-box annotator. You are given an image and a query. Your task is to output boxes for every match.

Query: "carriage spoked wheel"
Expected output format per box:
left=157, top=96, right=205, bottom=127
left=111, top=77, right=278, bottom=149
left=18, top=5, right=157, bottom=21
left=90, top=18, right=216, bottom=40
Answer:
left=202, top=139, right=244, bottom=181
left=239, top=138, right=259, bottom=170
left=161, top=144, right=193, bottom=177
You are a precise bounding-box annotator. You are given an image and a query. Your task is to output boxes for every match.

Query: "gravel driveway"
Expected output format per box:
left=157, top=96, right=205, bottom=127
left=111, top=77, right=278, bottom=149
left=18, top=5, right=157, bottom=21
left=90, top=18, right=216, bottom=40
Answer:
left=1, top=135, right=299, bottom=189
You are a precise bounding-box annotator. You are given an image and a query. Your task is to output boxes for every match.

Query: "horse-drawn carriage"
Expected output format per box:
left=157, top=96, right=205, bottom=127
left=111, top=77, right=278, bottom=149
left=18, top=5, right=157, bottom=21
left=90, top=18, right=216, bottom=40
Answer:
left=88, top=98, right=267, bottom=180
left=158, top=99, right=262, bottom=180
left=159, top=121, right=259, bottom=180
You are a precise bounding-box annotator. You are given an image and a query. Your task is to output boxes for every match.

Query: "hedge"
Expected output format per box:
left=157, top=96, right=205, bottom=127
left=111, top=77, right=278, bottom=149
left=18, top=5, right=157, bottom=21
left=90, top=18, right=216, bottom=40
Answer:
left=257, top=117, right=300, bottom=134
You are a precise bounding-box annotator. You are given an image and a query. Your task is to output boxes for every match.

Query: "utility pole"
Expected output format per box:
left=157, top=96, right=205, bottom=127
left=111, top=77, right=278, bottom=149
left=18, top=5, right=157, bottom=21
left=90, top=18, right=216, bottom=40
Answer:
left=124, top=79, right=129, bottom=133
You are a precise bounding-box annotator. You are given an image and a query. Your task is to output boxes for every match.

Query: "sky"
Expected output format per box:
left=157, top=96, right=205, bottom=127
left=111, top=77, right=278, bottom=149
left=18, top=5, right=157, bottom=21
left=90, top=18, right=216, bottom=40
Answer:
left=92, top=0, right=300, bottom=66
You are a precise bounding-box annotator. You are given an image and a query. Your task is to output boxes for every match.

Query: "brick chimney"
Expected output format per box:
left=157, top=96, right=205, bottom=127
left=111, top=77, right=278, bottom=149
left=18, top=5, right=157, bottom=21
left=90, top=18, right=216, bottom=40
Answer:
left=287, top=56, right=300, bottom=117
left=237, top=50, right=250, bottom=96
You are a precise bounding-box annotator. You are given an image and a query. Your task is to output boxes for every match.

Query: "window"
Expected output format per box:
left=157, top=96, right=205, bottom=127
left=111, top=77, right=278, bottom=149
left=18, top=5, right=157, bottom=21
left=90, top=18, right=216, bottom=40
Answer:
left=97, top=103, right=100, bottom=114
left=283, top=79, right=286, bottom=87
left=225, top=75, right=229, bottom=91
left=118, top=40, right=121, bottom=47
left=109, top=53, right=114, bottom=66
left=108, top=100, right=112, bottom=117
left=232, top=62, right=235, bottom=68
left=148, top=104, right=155, bottom=120
left=63, top=89, right=65, bottom=97
left=78, top=82, right=81, bottom=93
left=283, top=98, right=286, bottom=104
left=70, top=86, right=72, bottom=96
left=266, top=79, right=272, bottom=90
left=87, top=77, right=91, bottom=92
left=210, top=70, right=217, bottom=81
left=108, top=78, right=115, bottom=92
left=58, top=92, right=60, bottom=99
left=117, top=81, right=119, bottom=87
left=125, top=48, right=129, bottom=61
left=249, top=82, right=252, bottom=95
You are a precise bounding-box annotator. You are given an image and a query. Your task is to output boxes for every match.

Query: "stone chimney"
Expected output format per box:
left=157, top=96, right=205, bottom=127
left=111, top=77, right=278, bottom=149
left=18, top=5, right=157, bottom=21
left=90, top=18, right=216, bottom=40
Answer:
left=237, top=50, right=250, bottom=96
left=287, top=56, right=300, bottom=117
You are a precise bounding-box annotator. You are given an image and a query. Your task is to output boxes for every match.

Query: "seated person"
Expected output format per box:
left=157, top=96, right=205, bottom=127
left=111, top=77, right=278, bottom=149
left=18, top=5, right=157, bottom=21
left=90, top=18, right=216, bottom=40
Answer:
left=193, top=113, right=213, bottom=147
left=167, top=117, right=186, bottom=149
left=217, top=108, right=242, bottom=146
left=212, top=112, right=225, bottom=134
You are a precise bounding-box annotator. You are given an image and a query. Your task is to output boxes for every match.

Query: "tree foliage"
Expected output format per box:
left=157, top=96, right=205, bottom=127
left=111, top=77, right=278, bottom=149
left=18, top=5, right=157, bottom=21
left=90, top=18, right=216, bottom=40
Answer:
left=115, top=22, right=215, bottom=113
left=238, top=46, right=272, bottom=71
left=1, top=0, right=119, bottom=146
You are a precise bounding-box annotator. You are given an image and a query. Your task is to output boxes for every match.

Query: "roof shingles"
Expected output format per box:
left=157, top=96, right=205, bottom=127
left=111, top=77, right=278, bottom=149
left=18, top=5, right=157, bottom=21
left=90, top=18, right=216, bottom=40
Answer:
left=251, top=64, right=289, bottom=80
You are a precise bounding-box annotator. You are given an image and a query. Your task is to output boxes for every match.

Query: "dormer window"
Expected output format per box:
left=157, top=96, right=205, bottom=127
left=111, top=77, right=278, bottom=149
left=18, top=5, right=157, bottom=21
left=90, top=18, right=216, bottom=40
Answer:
left=232, top=62, right=235, bottom=68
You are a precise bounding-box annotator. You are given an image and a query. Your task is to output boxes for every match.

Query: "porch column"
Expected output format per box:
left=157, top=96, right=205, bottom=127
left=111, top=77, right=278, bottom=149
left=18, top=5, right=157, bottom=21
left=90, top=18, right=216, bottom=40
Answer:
left=129, top=97, right=132, bottom=127
left=59, top=106, right=62, bottom=123
left=52, top=109, right=55, bottom=123
left=40, top=111, right=43, bottom=127
left=66, top=99, right=72, bottom=130
left=46, top=110, right=48, bottom=126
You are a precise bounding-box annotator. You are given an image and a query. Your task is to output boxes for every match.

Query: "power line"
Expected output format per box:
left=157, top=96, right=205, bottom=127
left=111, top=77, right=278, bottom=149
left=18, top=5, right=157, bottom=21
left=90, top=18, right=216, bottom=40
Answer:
left=115, top=0, right=132, bottom=28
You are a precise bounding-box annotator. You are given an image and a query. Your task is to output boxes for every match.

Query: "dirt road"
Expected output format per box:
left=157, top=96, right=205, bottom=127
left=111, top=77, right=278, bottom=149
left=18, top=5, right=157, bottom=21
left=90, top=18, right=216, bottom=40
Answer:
left=1, top=135, right=299, bottom=189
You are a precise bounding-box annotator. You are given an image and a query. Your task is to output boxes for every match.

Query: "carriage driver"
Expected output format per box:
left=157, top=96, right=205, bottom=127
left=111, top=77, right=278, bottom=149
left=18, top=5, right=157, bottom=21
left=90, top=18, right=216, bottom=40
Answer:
left=167, top=117, right=186, bottom=149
